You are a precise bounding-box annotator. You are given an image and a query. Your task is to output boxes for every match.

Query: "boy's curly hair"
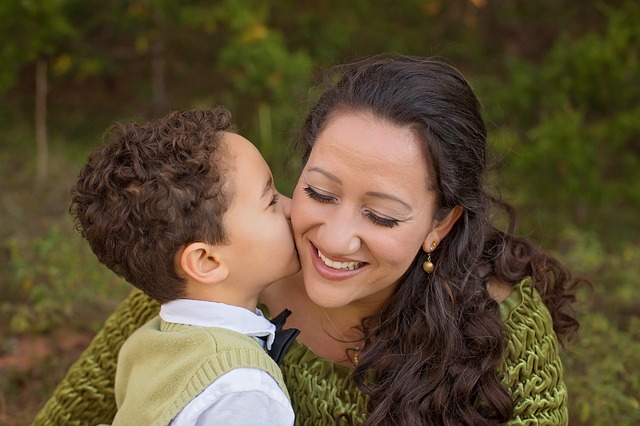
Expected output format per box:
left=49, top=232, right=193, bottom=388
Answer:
left=70, top=108, right=235, bottom=304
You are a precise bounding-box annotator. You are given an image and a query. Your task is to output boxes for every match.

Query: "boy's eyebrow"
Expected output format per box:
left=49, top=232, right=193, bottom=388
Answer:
left=261, top=176, right=273, bottom=199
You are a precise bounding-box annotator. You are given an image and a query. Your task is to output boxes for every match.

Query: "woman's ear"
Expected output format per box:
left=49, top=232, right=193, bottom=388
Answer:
left=180, top=242, right=229, bottom=285
left=422, top=206, right=464, bottom=251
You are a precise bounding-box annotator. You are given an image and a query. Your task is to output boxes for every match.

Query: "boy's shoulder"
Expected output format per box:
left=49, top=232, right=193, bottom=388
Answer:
left=122, top=315, right=266, bottom=355
left=116, top=315, right=284, bottom=396
left=115, top=319, right=288, bottom=425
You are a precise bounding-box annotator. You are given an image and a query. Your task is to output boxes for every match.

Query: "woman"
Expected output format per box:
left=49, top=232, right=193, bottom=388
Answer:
left=34, top=54, right=583, bottom=425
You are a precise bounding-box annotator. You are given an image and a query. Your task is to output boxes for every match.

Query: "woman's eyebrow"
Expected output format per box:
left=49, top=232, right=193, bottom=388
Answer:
left=365, top=191, right=411, bottom=210
left=307, top=167, right=342, bottom=184
left=308, top=166, right=411, bottom=211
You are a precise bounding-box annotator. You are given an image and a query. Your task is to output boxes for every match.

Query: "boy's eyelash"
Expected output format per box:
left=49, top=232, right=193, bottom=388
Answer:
left=269, top=193, right=280, bottom=206
left=304, top=185, right=399, bottom=228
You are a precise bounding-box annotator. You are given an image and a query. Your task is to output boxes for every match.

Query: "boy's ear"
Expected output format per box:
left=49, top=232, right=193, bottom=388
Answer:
left=180, top=242, right=229, bottom=285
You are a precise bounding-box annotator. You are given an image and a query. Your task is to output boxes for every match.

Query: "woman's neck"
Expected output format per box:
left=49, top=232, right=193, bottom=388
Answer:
left=259, top=272, right=368, bottom=366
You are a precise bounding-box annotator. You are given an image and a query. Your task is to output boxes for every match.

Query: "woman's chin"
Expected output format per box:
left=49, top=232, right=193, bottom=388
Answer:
left=303, top=275, right=354, bottom=309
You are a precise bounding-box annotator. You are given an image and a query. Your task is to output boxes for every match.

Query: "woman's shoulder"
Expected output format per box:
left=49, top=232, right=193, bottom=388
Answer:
left=498, top=277, right=552, bottom=329
left=492, top=277, right=560, bottom=359
left=498, top=278, right=569, bottom=424
left=498, top=277, right=561, bottom=369
left=488, top=279, right=513, bottom=303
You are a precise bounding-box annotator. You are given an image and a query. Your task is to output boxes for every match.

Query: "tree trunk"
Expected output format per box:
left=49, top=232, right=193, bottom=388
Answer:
left=35, top=57, right=48, bottom=187
left=150, top=6, right=169, bottom=117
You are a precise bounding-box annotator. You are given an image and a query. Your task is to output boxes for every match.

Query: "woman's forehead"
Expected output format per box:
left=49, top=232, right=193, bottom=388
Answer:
left=306, top=112, right=432, bottom=194
left=313, top=113, right=426, bottom=169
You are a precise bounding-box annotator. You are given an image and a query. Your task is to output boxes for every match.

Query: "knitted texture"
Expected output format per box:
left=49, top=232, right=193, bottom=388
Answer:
left=499, top=277, right=568, bottom=426
left=276, top=278, right=567, bottom=426
left=32, top=290, right=160, bottom=426
left=33, top=278, right=567, bottom=426
left=113, top=317, right=287, bottom=426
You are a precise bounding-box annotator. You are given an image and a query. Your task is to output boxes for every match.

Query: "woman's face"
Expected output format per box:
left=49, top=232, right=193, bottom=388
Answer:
left=291, top=111, right=442, bottom=311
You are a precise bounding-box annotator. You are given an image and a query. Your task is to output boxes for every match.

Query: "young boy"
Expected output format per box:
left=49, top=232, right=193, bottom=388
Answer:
left=70, top=108, right=300, bottom=425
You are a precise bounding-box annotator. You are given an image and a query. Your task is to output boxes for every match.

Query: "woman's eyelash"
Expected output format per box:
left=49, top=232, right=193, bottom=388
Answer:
left=365, top=212, right=399, bottom=228
left=302, top=186, right=335, bottom=203
left=269, top=193, right=280, bottom=206
left=304, top=185, right=399, bottom=228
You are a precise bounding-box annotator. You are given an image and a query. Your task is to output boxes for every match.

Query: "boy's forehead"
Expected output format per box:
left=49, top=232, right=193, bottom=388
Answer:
left=219, top=132, right=272, bottom=196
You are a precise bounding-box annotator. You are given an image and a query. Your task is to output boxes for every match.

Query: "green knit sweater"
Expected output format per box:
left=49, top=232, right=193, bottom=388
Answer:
left=112, top=317, right=288, bottom=425
left=32, top=277, right=567, bottom=426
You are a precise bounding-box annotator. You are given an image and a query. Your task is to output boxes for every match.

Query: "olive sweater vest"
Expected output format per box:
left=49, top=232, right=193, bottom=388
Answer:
left=112, top=317, right=288, bottom=426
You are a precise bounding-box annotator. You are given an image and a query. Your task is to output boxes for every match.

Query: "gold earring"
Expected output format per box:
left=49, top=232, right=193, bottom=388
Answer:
left=422, top=253, right=434, bottom=273
left=422, top=240, right=439, bottom=273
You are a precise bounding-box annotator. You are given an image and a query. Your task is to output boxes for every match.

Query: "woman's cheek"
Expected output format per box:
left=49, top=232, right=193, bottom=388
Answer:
left=290, top=186, right=305, bottom=229
left=381, top=231, right=422, bottom=269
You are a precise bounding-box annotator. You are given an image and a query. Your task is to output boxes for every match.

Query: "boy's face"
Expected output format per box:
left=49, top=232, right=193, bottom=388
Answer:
left=218, top=133, right=300, bottom=291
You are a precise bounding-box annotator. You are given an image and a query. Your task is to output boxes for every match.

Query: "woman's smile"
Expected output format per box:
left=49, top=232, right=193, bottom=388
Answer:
left=317, top=249, right=363, bottom=271
left=309, top=241, right=367, bottom=280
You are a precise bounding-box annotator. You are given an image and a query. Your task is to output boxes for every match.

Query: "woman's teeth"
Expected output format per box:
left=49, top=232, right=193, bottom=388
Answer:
left=318, top=250, right=361, bottom=270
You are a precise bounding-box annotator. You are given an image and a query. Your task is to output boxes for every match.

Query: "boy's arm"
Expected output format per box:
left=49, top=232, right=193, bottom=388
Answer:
left=32, top=289, right=159, bottom=426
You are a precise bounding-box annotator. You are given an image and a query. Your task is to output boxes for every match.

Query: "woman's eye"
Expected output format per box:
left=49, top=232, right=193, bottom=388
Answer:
left=365, top=211, right=399, bottom=228
left=269, top=193, right=280, bottom=207
left=303, top=186, right=335, bottom=203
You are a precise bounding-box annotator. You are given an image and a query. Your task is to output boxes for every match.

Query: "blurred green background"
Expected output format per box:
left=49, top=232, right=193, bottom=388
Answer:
left=0, top=1, right=638, bottom=425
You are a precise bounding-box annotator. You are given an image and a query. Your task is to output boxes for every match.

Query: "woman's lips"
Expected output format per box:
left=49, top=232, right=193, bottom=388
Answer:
left=308, top=242, right=366, bottom=281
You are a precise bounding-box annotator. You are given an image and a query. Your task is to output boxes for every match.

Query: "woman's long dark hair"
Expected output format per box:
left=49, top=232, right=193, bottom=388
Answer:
left=300, top=54, right=583, bottom=425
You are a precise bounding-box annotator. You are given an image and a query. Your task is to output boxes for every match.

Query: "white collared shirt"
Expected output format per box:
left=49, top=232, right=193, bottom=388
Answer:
left=160, top=299, right=294, bottom=426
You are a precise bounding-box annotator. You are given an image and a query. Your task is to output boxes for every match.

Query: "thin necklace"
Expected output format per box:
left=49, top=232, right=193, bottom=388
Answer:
left=319, top=307, right=362, bottom=366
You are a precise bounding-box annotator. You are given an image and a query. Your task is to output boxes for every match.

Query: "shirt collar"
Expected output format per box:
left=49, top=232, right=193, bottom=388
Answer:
left=160, top=299, right=276, bottom=349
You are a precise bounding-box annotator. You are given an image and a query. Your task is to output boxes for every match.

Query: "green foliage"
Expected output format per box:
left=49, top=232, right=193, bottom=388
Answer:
left=4, top=224, right=130, bottom=334
left=566, top=313, right=640, bottom=425
left=558, top=228, right=640, bottom=330
left=559, top=229, right=640, bottom=425
left=211, top=2, right=313, bottom=192
left=0, top=0, right=74, bottom=94
left=487, top=2, right=640, bottom=247
left=218, top=31, right=311, bottom=102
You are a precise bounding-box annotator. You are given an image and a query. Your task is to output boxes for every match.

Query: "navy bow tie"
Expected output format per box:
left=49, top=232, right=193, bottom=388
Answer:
left=266, top=309, right=300, bottom=365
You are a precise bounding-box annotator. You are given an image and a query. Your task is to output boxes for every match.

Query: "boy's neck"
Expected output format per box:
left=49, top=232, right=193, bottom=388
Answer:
left=183, top=284, right=262, bottom=312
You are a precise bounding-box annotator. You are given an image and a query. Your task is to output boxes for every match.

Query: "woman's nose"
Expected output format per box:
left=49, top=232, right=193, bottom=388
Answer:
left=317, top=207, right=361, bottom=255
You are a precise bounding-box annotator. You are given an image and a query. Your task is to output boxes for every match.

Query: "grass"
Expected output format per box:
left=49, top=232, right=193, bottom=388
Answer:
left=0, top=124, right=131, bottom=425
